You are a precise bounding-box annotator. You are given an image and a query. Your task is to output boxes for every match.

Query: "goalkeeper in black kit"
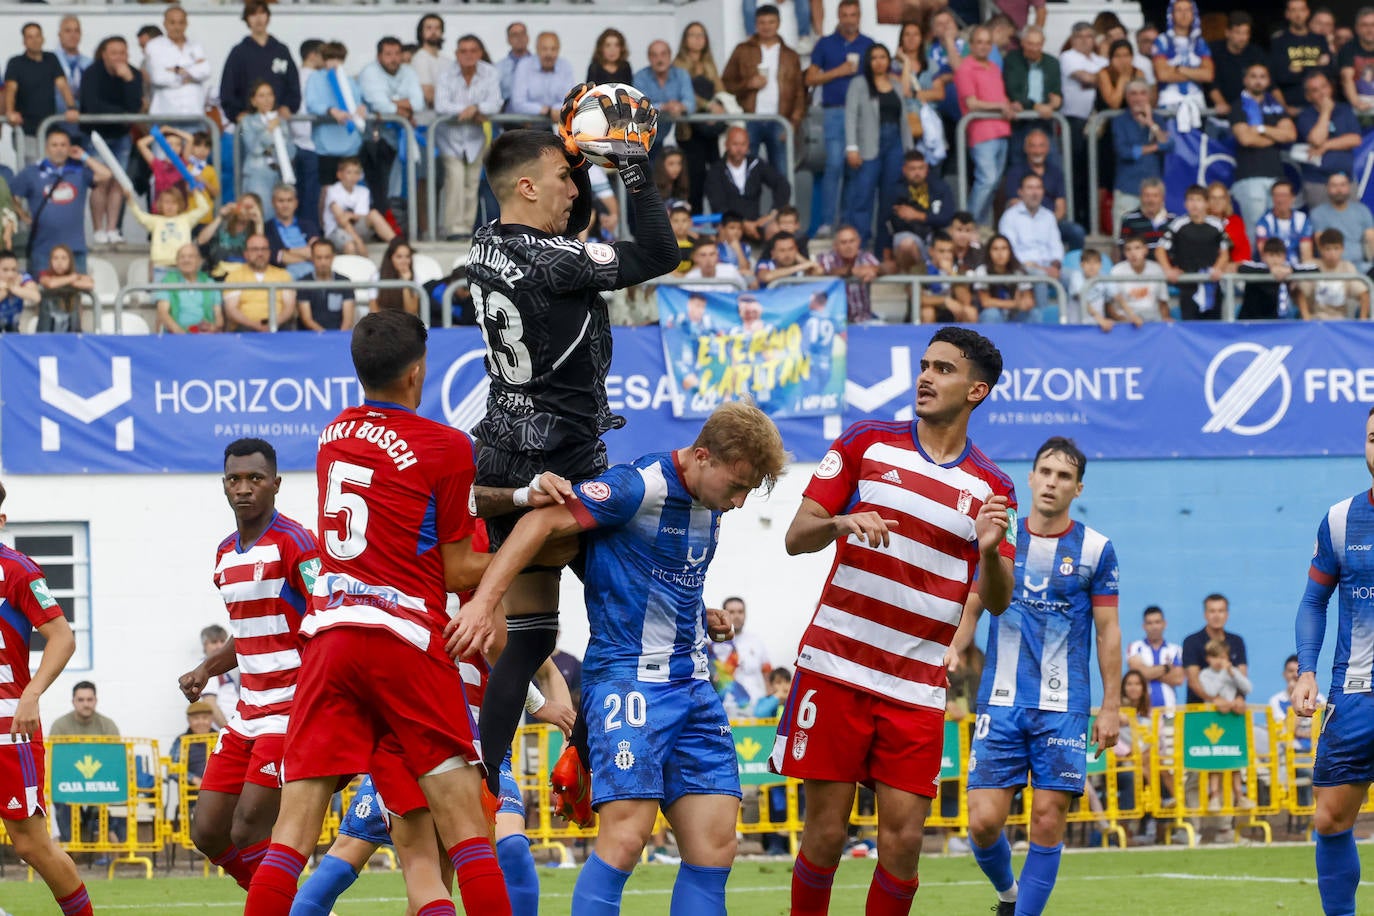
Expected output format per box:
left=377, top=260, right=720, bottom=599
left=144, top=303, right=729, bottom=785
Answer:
left=454, top=84, right=681, bottom=810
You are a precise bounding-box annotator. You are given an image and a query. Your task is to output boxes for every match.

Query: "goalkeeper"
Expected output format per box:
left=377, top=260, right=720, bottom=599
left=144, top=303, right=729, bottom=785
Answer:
left=458, top=84, right=682, bottom=809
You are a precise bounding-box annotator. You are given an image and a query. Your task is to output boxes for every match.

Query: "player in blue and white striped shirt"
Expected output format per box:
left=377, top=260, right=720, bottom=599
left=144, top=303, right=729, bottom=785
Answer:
left=1294, top=408, right=1374, bottom=916
left=949, top=436, right=1121, bottom=916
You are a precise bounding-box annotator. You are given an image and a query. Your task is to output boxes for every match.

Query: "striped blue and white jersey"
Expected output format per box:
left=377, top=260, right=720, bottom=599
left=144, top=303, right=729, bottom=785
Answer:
left=567, top=452, right=719, bottom=684
left=978, top=519, right=1120, bottom=715
left=1305, top=492, right=1374, bottom=693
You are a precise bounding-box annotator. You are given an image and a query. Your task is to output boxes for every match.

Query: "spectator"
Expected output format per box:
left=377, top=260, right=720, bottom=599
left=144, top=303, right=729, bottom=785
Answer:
left=995, top=0, right=1046, bottom=30
left=1311, top=171, right=1374, bottom=272
left=843, top=43, right=909, bottom=247
left=36, top=243, right=92, bottom=331
left=715, top=212, right=755, bottom=278
left=5, top=23, right=79, bottom=161
left=238, top=81, right=295, bottom=206
left=1002, top=128, right=1084, bottom=251
left=185, top=132, right=219, bottom=216
left=704, top=126, right=790, bottom=242
left=222, top=233, right=295, bottom=331
left=1068, top=246, right=1108, bottom=328
left=949, top=209, right=985, bottom=271
left=1208, top=12, right=1266, bottom=116
left=136, top=25, right=163, bottom=60
left=1004, top=26, right=1062, bottom=160
left=752, top=667, right=793, bottom=719
left=263, top=183, right=315, bottom=281
left=1111, top=83, right=1172, bottom=236
left=127, top=185, right=212, bottom=281
left=587, top=29, right=633, bottom=85
left=803, top=0, right=873, bottom=238
left=1098, top=38, right=1145, bottom=111
left=359, top=36, right=425, bottom=204
left=1181, top=593, right=1248, bottom=706
left=972, top=233, right=1037, bottom=322
left=1134, top=24, right=1160, bottom=87
left=815, top=224, right=880, bottom=323
left=323, top=156, right=394, bottom=256
left=374, top=237, right=419, bottom=315
left=709, top=596, right=773, bottom=716
left=306, top=42, right=366, bottom=184
left=145, top=6, right=211, bottom=118
left=986, top=13, right=1019, bottom=70
left=1299, top=227, right=1370, bottom=319
left=0, top=249, right=39, bottom=332
left=1152, top=0, right=1213, bottom=109
left=155, top=243, right=222, bottom=334
left=1105, top=235, right=1171, bottom=327
left=1339, top=7, right=1374, bottom=124
left=1059, top=21, right=1107, bottom=226
left=169, top=700, right=217, bottom=789
left=296, top=238, right=355, bottom=332
left=1271, top=0, right=1332, bottom=114
left=194, top=623, right=236, bottom=727
left=1207, top=181, right=1251, bottom=263
left=1255, top=180, right=1314, bottom=265
left=80, top=36, right=141, bottom=247
left=997, top=172, right=1062, bottom=316
left=1199, top=638, right=1254, bottom=808
left=509, top=32, right=574, bottom=119
left=635, top=40, right=695, bottom=152
left=955, top=26, right=1012, bottom=226
left=1157, top=184, right=1229, bottom=319
left=1120, top=176, right=1174, bottom=253
left=219, top=0, right=299, bottom=125
left=655, top=149, right=691, bottom=203
left=53, top=15, right=91, bottom=116
left=411, top=14, right=446, bottom=109
left=722, top=6, right=806, bottom=170
left=885, top=149, right=953, bottom=272
left=756, top=205, right=809, bottom=262
left=49, top=682, right=123, bottom=847
left=670, top=203, right=696, bottom=272
left=684, top=239, right=747, bottom=289
left=1128, top=606, right=1185, bottom=711
left=675, top=21, right=726, bottom=214
left=435, top=34, right=500, bottom=241
left=1236, top=237, right=1312, bottom=320
left=292, top=40, right=324, bottom=241
left=1269, top=654, right=1322, bottom=755
left=1295, top=70, right=1361, bottom=208
left=755, top=231, right=820, bottom=286
left=925, top=9, right=968, bottom=129
left=1231, top=63, right=1291, bottom=243
left=496, top=22, right=531, bottom=107
left=11, top=126, right=107, bottom=274
left=198, top=192, right=263, bottom=273
left=920, top=230, right=977, bottom=323
left=135, top=127, right=197, bottom=205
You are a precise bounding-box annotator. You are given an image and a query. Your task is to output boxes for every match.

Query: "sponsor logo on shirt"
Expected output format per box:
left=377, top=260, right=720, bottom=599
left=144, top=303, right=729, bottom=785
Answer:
left=1349, top=544, right=1373, bottom=551
left=585, top=242, right=616, bottom=265
left=881, top=468, right=902, bottom=485
left=581, top=481, right=611, bottom=502
left=29, top=578, right=57, bottom=610
left=815, top=450, right=843, bottom=480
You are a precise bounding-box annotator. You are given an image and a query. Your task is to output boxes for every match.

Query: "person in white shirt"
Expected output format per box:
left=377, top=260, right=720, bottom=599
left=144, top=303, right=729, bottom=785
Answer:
left=1058, top=22, right=1107, bottom=226
left=144, top=5, right=212, bottom=117
left=710, top=596, right=773, bottom=715
left=358, top=36, right=426, bottom=203
left=411, top=14, right=446, bottom=109
left=1105, top=235, right=1171, bottom=326
left=434, top=35, right=501, bottom=240
left=1133, top=24, right=1159, bottom=86
left=997, top=172, right=1063, bottom=315
left=323, top=156, right=395, bottom=255
left=683, top=240, right=748, bottom=289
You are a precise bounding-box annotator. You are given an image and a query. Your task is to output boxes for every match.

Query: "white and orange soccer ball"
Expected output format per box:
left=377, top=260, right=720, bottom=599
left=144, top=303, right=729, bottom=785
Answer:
left=570, top=82, right=655, bottom=167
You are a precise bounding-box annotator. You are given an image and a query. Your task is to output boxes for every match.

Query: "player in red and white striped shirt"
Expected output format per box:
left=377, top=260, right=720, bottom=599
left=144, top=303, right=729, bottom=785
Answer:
left=178, top=438, right=320, bottom=893
left=0, top=480, right=94, bottom=915
left=774, top=327, right=1015, bottom=916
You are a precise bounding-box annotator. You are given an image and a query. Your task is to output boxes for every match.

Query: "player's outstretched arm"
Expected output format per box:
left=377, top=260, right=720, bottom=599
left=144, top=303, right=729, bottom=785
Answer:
left=12, top=616, right=75, bottom=740
left=784, top=496, right=898, bottom=556
left=1090, top=600, right=1123, bottom=758
left=472, top=472, right=575, bottom=519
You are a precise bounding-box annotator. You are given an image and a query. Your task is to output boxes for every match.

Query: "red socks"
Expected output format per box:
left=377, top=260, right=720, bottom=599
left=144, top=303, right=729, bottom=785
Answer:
left=416, top=902, right=458, bottom=916
left=210, top=843, right=258, bottom=891
left=866, top=863, right=918, bottom=916
left=243, top=843, right=307, bottom=916
left=55, top=884, right=93, bottom=916
left=791, top=850, right=838, bottom=915
left=448, top=837, right=511, bottom=916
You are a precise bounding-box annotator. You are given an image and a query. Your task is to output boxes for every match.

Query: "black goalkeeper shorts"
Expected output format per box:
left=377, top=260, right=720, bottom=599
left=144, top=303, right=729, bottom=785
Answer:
left=476, top=437, right=609, bottom=555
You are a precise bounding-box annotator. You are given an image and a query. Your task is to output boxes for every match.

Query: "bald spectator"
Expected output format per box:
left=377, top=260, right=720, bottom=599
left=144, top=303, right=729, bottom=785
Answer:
left=6, top=23, right=79, bottom=161
left=411, top=14, right=446, bottom=109
left=497, top=22, right=532, bottom=107
left=1003, top=26, right=1062, bottom=163
left=721, top=5, right=807, bottom=169
left=144, top=6, right=212, bottom=118
left=1111, top=81, right=1171, bottom=236
left=222, top=233, right=295, bottom=332
left=219, top=0, right=299, bottom=124
left=435, top=34, right=501, bottom=240
left=954, top=26, right=1012, bottom=225
left=816, top=224, right=881, bottom=323
left=510, top=31, right=574, bottom=119
left=704, top=126, right=791, bottom=242
left=634, top=40, right=695, bottom=152
left=53, top=15, right=91, bottom=116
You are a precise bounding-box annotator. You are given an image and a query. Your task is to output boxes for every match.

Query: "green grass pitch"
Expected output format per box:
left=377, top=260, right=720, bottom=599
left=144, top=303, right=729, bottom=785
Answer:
left=3, top=843, right=1374, bottom=914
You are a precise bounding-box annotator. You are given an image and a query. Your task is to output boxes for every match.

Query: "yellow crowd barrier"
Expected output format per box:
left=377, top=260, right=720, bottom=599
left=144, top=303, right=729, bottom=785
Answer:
left=45, top=736, right=166, bottom=878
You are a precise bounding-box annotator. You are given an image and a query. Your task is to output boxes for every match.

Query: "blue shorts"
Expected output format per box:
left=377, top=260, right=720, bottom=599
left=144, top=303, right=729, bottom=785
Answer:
left=495, top=755, right=524, bottom=818
left=967, top=706, right=1091, bottom=795
left=338, top=758, right=523, bottom=846
left=1314, top=689, right=1374, bottom=787
left=582, top=677, right=742, bottom=808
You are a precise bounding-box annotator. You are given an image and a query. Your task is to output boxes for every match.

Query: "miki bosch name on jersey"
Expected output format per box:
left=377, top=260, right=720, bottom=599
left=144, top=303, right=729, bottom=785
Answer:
left=318, top=416, right=419, bottom=471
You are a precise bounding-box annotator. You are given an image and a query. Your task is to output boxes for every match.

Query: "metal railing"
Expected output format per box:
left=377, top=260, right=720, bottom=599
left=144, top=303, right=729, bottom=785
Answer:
left=771, top=271, right=1070, bottom=324
left=116, top=279, right=428, bottom=333
left=234, top=114, right=419, bottom=241
left=955, top=110, right=1074, bottom=219
left=1081, top=270, right=1374, bottom=322
left=36, top=113, right=224, bottom=206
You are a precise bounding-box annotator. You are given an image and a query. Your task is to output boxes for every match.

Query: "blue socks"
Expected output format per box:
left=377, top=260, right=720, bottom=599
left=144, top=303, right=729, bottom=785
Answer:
left=670, top=862, right=730, bottom=916
left=572, top=852, right=631, bottom=916
left=970, top=833, right=1016, bottom=897
left=1014, top=842, right=1062, bottom=916
left=497, top=834, right=541, bottom=916
left=1316, top=829, right=1360, bottom=916
left=291, top=854, right=359, bottom=916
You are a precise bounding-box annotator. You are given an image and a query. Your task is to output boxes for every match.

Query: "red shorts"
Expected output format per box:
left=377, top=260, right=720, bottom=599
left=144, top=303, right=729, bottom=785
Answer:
left=0, top=738, right=46, bottom=822
left=370, top=734, right=428, bottom=818
left=200, top=728, right=286, bottom=795
left=283, top=627, right=482, bottom=785
left=769, top=669, right=945, bottom=798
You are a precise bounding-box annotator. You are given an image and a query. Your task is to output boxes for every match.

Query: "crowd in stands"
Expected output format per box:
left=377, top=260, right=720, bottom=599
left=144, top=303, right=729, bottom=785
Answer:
left=1, top=0, right=1374, bottom=331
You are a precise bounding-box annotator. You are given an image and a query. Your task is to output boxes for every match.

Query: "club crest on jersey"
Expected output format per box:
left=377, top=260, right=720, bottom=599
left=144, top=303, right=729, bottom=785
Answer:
left=581, top=481, right=611, bottom=502
left=1059, top=556, right=1074, bottom=576
left=253, top=560, right=266, bottom=582
left=792, top=730, right=808, bottom=760
left=585, top=242, right=616, bottom=265
left=957, top=489, right=973, bottom=514
left=614, top=740, right=636, bottom=771
left=815, top=450, right=843, bottom=480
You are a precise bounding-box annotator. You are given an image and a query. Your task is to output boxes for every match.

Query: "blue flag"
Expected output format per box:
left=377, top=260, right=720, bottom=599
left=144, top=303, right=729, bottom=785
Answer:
left=1163, top=123, right=1235, bottom=215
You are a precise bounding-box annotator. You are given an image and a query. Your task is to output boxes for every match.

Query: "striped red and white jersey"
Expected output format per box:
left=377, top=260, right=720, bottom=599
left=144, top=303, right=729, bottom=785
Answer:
left=213, top=512, right=321, bottom=739
left=0, top=546, right=64, bottom=739
left=795, top=420, right=1017, bottom=712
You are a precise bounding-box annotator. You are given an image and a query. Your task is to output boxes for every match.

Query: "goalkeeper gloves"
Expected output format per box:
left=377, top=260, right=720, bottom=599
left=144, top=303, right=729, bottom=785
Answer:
left=575, top=88, right=659, bottom=191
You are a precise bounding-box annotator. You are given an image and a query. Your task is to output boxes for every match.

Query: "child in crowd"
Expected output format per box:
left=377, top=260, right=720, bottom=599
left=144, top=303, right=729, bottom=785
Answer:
left=1237, top=237, right=1312, bottom=321
left=197, top=193, right=264, bottom=275
left=1299, top=228, right=1370, bottom=320
left=1156, top=184, right=1229, bottom=320
left=185, top=131, right=220, bottom=215
left=919, top=231, right=976, bottom=323
left=715, top=211, right=754, bottom=280
left=757, top=206, right=810, bottom=262
left=1199, top=639, right=1255, bottom=812
left=239, top=80, right=295, bottom=206
left=1070, top=248, right=1111, bottom=330
left=136, top=126, right=197, bottom=207
left=126, top=185, right=213, bottom=282
left=323, top=156, right=394, bottom=255
left=1106, top=236, right=1170, bottom=329
left=752, top=668, right=793, bottom=719
left=36, top=244, right=93, bottom=332
left=0, top=249, right=39, bottom=332
left=670, top=203, right=697, bottom=274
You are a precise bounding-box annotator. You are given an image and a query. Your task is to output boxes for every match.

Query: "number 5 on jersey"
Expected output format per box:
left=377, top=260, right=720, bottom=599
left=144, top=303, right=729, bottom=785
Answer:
left=324, top=460, right=374, bottom=560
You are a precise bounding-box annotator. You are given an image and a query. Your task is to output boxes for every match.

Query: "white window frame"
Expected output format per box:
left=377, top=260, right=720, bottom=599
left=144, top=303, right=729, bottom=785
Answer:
left=0, top=522, right=92, bottom=672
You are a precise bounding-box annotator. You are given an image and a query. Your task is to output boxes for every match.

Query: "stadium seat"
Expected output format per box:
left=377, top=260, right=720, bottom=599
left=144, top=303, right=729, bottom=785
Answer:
left=124, top=258, right=154, bottom=307
left=331, top=253, right=379, bottom=306
left=88, top=256, right=121, bottom=308
left=99, top=311, right=151, bottom=336
left=412, top=252, right=444, bottom=287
